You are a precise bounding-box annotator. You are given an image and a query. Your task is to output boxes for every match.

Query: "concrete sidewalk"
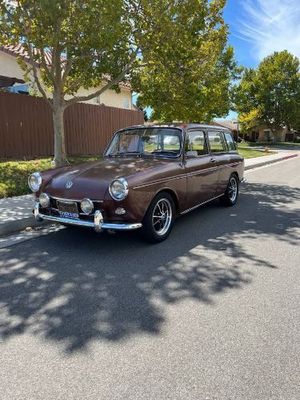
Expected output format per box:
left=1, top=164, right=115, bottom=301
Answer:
left=0, top=194, right=42, bottom=236
left=0, top=151, right=298, bottom=237
left=244, top=151, right=298, bottom=170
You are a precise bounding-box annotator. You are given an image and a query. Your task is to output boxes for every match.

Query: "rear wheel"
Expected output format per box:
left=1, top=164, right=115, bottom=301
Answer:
left=142, top=192, right=175, bottom=243
left=221, top=174, right=239, bottom=206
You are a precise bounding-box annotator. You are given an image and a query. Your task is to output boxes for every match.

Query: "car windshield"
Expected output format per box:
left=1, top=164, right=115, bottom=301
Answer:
left=105, top=128, right=182, bottom=158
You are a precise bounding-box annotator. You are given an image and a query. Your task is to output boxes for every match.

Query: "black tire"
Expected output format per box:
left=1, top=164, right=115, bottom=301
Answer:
left=142, top=192, right=175, bottom=243
left=220, top=174, right=239, bottom=206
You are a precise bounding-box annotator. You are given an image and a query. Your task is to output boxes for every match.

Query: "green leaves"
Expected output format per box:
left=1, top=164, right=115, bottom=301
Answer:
left=0, top=0, right=134, bottom=98
left=132, top=0, right=235, bottom=122
left=234, top=51, right=300, bottom=133
left=1, top=0, right=234, bottom=120
left=0, top=0, right=235, bottom=163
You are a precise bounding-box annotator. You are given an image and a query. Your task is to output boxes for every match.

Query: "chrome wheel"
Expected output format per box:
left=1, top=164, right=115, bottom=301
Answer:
left=152, top=198, right=173, bottom=236
left=228, top=176, right=238, bottom=203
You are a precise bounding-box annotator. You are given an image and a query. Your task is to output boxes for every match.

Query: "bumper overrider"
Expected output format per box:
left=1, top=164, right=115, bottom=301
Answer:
left=34, top=202, right=142, bottom=232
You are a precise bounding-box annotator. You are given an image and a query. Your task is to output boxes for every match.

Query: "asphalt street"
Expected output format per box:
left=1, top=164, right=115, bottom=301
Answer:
left=0, top=157, right=299, bottom=400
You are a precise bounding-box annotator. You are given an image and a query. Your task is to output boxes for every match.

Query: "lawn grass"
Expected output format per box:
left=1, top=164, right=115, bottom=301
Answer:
left=237, top=147, right=274, bottom=159
left=238, top=141, right=300, bottom=148
left=0, top=156, right=99, bottom=198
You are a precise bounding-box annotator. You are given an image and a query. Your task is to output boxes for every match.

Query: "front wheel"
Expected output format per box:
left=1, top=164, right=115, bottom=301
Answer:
left=221, top=174, right=239, bottom=206
left=142, top=192, right=175, bottom=243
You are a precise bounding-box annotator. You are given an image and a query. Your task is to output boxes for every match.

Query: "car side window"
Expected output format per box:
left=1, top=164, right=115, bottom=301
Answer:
left=208, top=131, right=227, bottom=153
left=142, top=130, right=181, bottom=154
left=186, top=131, right=208, bottom=156
left=224, top=132, right=236, bottom=151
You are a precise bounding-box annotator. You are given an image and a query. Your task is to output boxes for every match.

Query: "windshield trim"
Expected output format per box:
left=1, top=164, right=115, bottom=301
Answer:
left=104, top=127, right=184, bottom=159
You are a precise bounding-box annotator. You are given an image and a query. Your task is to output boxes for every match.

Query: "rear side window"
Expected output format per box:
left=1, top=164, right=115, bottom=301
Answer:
left=224, top=132, right=236, bottom=151
left=208, top=131, right=227, bottom=153
left=186, top=131, right=208, bottom=156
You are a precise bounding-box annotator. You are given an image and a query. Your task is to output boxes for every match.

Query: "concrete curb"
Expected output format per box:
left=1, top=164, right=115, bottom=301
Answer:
left=0, top=216, right=48, bottom=237
left=0, top=153, right=298, bottom=238
left=245, top=153, right=298, bottom=171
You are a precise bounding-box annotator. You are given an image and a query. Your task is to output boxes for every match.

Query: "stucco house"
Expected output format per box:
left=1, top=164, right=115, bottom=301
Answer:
left=254, top=127, right=286, bottom=142
left=0, top=44, right=133, bottom=110
left=241, top=125, right=296, bottom=143
left=214, top=119, right=297, bottom=143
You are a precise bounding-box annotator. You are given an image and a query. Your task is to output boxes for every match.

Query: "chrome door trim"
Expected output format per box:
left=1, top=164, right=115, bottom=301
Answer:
left=180, top=194, right=224, bottom=215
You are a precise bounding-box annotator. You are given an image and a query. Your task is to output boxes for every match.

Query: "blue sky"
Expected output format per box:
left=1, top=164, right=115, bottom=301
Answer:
left=222, top=0, right=300, bottom=119
left=225, top=0, right=300, bottom=68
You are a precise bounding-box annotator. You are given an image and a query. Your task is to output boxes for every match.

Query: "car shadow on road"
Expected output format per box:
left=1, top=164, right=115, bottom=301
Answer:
left=0, top=182, right=299, bottom=353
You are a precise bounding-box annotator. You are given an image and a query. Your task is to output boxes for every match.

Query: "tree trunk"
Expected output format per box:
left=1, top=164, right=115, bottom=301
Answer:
left=52, top=94, right=67, bottom=167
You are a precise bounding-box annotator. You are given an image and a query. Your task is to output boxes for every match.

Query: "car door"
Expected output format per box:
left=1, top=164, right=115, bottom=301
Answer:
left=207, top=130, right=229, bottom=196
left=184, top=129, right=219, bottom=209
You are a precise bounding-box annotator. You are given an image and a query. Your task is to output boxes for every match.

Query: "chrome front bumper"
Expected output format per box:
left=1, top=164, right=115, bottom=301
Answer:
left=34, top=202, right=142, bottom=232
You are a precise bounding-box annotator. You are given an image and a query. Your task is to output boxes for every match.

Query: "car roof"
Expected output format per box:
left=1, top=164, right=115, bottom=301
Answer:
left=122, top=123, right=232, bottom=132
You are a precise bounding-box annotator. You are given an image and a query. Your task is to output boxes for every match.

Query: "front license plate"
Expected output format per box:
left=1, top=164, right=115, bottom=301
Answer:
left=57, top=201, right=79, bottom=219
left=59, top=211, right=79, bottom=219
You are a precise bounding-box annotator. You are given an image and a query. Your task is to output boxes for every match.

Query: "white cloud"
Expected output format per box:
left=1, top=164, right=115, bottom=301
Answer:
left=236, top=0, right=300, bottom=60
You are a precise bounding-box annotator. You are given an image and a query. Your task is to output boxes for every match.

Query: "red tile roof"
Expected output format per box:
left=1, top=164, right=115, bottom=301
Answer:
left=0, top=44, right=52, bottom=66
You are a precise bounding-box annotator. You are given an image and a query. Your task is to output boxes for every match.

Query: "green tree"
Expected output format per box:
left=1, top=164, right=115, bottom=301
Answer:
left=1, top=0, right=234, bottom=165
left=1, top=0, right=137, bottom=165
left=133, top=0, right=236, bottom=122
left=234, top=51, right=300, bottom=140
left=135, top=95, right=149, bottom=121
left=238, top=109, right=261, bottom=137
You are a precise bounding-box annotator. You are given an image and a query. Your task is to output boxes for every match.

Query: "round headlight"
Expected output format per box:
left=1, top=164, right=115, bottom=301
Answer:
left=80, top=198, right=94, bottom=215
left=39, top=193, right=50, bottom=208
left=109, top=178, right=129, bottom=201
left=28, top=172, right=42, bottom=192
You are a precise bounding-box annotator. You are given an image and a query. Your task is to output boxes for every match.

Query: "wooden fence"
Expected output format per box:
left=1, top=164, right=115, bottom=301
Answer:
left=0, top=92, right=144, bottom=159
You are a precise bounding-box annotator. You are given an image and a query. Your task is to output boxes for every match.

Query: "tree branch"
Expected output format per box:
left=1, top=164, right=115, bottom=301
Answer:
left=16, top=1, right=53, bottom=109
left=26, top=43, right=53, bottom=109
left=61, top=57, right=73, bottom=86
left=40, top=48, right=55, bottom=84
left=66, top=50, right=141, bottom=106
left=66, top=69, right=130, bottom=106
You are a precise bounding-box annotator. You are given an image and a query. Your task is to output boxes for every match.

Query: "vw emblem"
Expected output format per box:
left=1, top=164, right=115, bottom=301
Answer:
left=65, top=180, right=73, bottom=189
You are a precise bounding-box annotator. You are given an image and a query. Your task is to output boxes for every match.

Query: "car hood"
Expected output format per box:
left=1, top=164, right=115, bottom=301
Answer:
left=42, top=157, right=169, bottom=200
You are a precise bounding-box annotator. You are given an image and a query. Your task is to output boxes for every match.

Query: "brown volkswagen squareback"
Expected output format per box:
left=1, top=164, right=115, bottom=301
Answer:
left=29, top=124, right=244, bottom=242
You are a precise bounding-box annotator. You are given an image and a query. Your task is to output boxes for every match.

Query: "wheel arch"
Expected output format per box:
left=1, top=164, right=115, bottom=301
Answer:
left=231, top=171, right=239, bottom=181
left=145, top=188, right=180, bottom=219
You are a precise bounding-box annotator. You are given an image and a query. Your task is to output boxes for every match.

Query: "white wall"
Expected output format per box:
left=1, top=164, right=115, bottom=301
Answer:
left=0, top=51, right=133, bottom=109
left=74, top=86, right=132, bottom=109
left=0, top=51, right=25, bottom=79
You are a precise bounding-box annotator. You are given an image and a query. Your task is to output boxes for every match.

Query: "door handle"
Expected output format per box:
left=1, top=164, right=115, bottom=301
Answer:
left=210, top=158, right=216, bottom=163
